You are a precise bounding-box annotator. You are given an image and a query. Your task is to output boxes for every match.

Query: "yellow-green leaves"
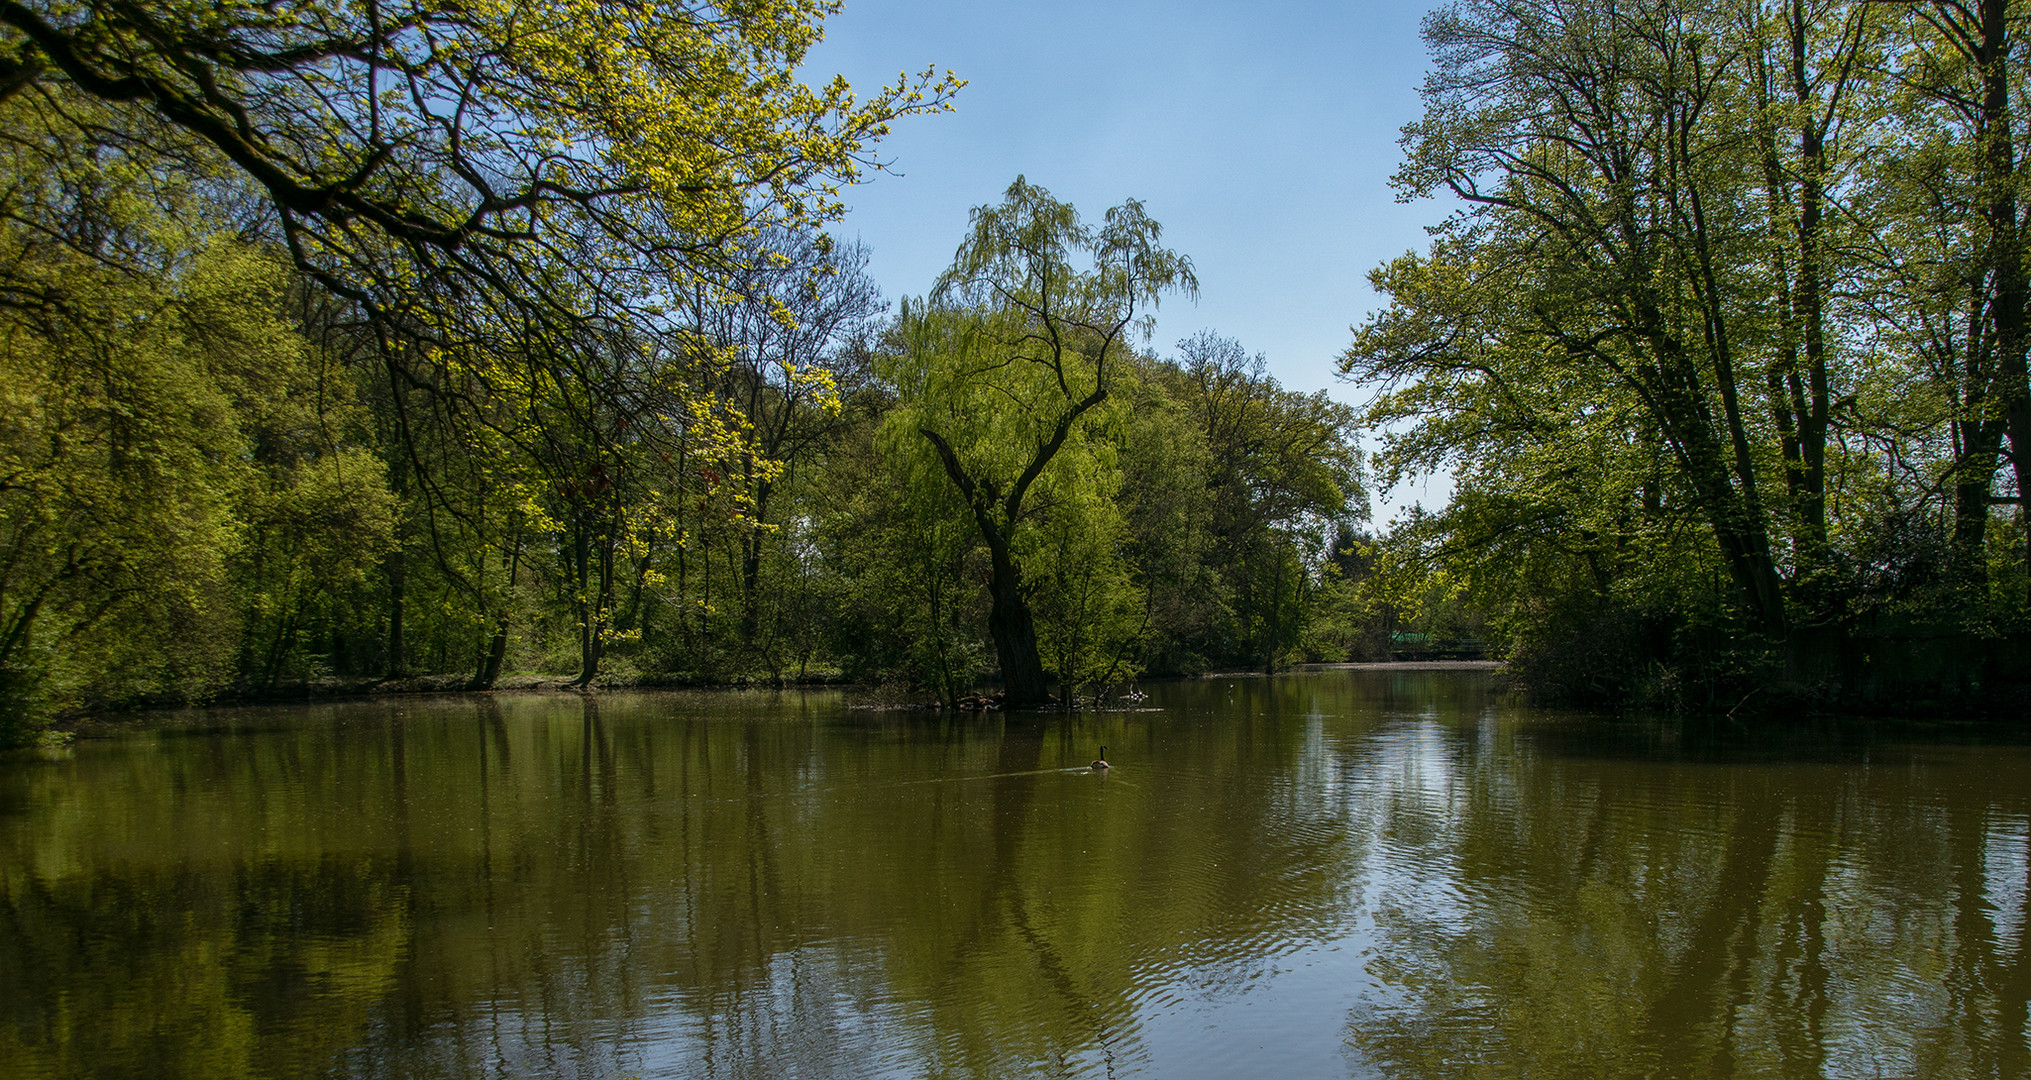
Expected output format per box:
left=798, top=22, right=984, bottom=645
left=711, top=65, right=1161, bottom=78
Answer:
left=881, top=180, right=1195, bottom=702
left=0, top=0, right=959, bottom=370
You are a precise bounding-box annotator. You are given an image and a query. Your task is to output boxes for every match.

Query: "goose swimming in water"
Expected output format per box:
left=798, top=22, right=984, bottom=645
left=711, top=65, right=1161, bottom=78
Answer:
left=1090, top=745, right=1110, bottom=771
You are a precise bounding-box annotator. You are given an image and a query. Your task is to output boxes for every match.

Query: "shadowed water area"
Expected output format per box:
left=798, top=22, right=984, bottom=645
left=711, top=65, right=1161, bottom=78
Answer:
left=3, top=669, right=2030, bottom=1078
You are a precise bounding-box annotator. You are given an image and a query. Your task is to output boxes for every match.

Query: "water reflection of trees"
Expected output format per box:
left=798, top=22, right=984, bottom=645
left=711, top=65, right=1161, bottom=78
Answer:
left=1344, top=712, right=2031, bottom=1080
left=0, top=853, right=410, bottom=1079
left=5, top=676, right=2024, bottom=1079
left=0, top=685, right=1367, bottom=1079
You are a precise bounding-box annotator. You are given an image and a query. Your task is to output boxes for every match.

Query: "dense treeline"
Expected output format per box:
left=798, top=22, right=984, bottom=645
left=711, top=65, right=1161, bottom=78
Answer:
left=30, top=0, right=2015, bottom=733
left=1349, top=0, right=2031, bottom=708
left=0, top=1, right=1370, bottom=742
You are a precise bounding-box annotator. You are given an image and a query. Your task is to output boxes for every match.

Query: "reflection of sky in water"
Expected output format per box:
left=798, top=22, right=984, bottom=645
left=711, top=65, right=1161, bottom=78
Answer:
left=1114, top=714, right=1476, bottom=1080
left=1988, top=816, right=2028, bottom=956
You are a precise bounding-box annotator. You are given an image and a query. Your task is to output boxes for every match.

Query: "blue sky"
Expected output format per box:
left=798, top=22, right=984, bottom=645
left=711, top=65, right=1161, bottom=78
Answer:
left=802, top=0, right=1453, bottom=517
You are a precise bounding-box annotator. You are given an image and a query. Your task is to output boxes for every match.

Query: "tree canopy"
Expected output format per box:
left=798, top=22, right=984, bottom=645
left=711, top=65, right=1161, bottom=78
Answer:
left=882, top=177, right=1196, bottom=706
left=0, top=0, right=957, bottom=344
left=1346, top=0, right=2031, bottom=707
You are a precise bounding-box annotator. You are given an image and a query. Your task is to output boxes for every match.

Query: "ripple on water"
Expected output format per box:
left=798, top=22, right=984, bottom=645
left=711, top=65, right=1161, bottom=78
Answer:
left=7, top=676, right=2031, bottom=1080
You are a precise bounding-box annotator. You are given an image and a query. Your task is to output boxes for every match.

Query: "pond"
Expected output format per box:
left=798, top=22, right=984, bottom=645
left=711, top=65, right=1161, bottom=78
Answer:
left=2, top=668, right=2028, bottom=1079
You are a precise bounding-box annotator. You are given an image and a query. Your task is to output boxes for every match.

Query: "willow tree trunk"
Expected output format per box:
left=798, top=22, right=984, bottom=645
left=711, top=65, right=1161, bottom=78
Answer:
left=920, top=427, right=1064, bottom=709
left=984, top=536, right=1050, bottom=707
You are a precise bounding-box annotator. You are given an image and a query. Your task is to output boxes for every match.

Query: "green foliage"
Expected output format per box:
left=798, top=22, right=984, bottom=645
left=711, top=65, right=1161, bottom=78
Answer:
left=0, top=0, right=964, bottom=733
left=1025, top=459, right=1144, bottom=700
left=0, top=0, right=961, bottom=365
left=1158, top=332, right=1365, bottom=671
left=0, top=14, right=1378, bottom=729
left=236, top=449, right=398, bottom=688
left=1345, top=0, right=2031, bottom=708
left=1112, top=368, right=1222, bottom=672
left=0, top=221, right=365, bottom=731
left=877, top=177, right=1196, bottom=705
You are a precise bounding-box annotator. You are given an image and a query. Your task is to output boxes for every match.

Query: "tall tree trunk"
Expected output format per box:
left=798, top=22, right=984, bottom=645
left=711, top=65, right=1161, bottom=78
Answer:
left=920, top=424, right=1089, bottom=710
left=1673, top=71, right=1792, bottom=638
left=472, top=617, right=509, bottom=689
left=984, top=535, right=1051, bottom=707
left=1950, top=0, right=2016, bottom=603
left=1262, top=550, right=1287, bottom=675
left=1779, top=0, right=1841, bottom=568
left=571, top=516, right=610, bottom=687
left=385, top=545, right=407, bottom=679
left=1968, top=0, right=2028, bottom=603
left=1915, top=0, right=2023, bottom=605
left=1953, top=421, right=2006, bottom=598
left=738, top=480, right=772, bottom=650
left=1631, top=300, right=1792, bottom=637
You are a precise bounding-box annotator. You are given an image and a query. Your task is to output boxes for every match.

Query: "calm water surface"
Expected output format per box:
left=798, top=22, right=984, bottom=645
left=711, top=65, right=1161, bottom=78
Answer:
left=3, top=669, right=2030, bottom=1079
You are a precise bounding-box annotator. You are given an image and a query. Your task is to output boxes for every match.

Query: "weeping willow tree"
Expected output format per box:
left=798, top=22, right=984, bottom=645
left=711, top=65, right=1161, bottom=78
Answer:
left=880, top=178, right=1195, bottom=707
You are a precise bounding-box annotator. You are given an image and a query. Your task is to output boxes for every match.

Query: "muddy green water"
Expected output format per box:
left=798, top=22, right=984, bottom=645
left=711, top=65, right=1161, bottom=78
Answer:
left=2, top=670, right=2029, bottom=1079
